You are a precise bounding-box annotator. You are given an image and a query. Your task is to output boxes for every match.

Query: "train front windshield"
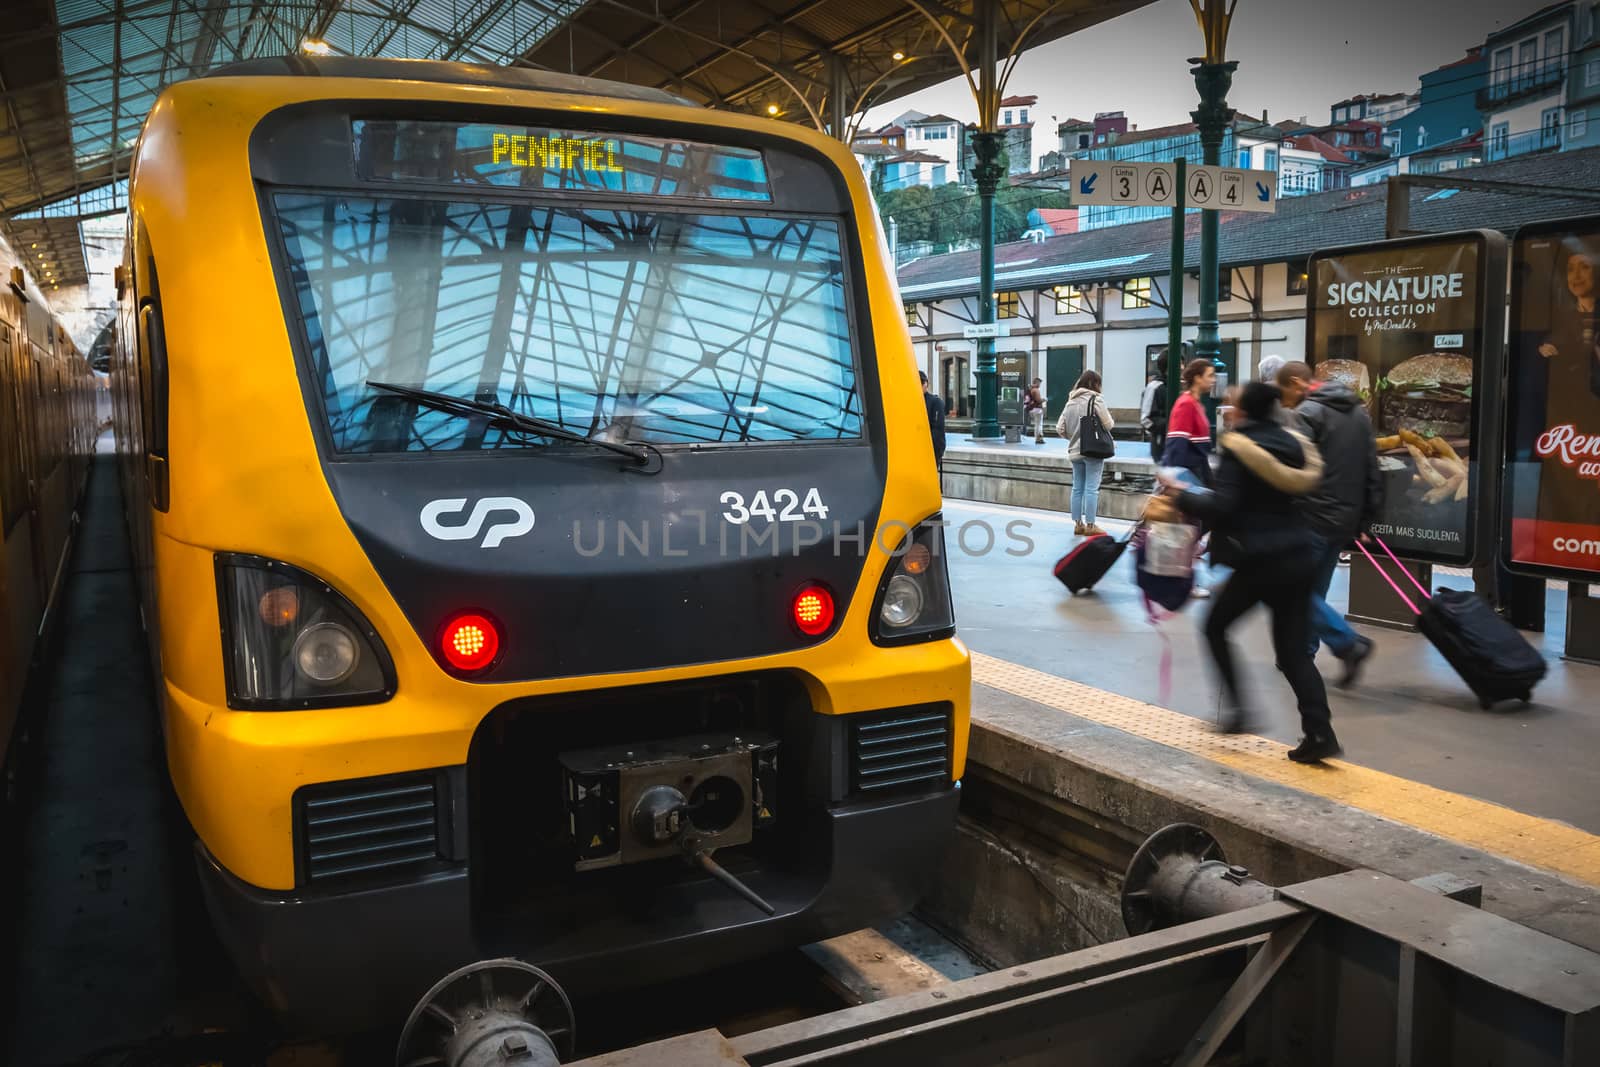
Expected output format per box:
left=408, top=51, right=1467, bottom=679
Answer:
left=269, top=121, right=864, bottom=455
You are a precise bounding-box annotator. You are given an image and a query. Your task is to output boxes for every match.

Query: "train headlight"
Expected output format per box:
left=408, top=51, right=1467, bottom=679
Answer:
left=292, top=622, right=361, bottom=685
left=216, top=554, right=396, bottom=710
left=880, top=575, right=924, bottom=629
left=869, top=516, right=956, bottom=645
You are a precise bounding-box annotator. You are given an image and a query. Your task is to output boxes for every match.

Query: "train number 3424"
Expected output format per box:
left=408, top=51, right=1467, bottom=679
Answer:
left=720, top=488, right=830, bottom=525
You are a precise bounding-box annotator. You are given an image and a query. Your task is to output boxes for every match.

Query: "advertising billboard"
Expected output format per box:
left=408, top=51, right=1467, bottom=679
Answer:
left=1306, top=230, right=1507, bottom=565
left=997, top=352, right=1028, bottom=425
left=1504, top=215, right=1600, bottom=582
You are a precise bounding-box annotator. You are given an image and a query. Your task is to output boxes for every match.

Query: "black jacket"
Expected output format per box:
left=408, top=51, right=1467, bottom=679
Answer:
left=1297, top=382, right=1382, bottom=541
left=923, top=391, right=946, bottom=458
left=1177, top=419, right=1324, bottom=568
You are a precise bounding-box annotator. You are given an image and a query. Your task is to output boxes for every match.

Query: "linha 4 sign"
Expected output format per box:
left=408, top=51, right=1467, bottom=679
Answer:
left=1071, top=160, right=1277, bottom=214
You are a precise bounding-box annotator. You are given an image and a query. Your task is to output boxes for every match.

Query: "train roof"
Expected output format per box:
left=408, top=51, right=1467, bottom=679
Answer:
left=201, top=57, right=695, bottom=108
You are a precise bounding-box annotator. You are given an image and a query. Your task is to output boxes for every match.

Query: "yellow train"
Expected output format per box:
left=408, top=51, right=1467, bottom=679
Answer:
left=112, top=56, right=969, bottom=1034
left=1, top=275, right=97, bottom=791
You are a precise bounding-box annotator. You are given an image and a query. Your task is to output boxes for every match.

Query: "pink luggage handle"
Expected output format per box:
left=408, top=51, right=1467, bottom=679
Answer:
left=1373, top=535, right=1432, bottom=601
left=1354, top=537, right=1431, bottom=617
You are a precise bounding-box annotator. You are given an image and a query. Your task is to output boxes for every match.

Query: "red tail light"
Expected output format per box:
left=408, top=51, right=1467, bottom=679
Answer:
left=791, top=584, right=835, bottom=637
left=440, top=612, right=501, bottom=672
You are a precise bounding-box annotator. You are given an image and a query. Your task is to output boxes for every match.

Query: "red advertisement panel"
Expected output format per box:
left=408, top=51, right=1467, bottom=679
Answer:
left=1504, top=216, right=1600, bottom=583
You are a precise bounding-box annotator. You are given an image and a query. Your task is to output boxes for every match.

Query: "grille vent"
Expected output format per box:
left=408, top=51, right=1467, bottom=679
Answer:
left=850, top=706, right=951, bottom=795
left=297, top=772, right=443, bottom=885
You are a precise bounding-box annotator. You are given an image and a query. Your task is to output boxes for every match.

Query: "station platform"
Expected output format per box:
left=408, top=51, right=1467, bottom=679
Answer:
left=938, top=496, right=1600, bottom=956
left=6, top=459, right=1598, bottom=1064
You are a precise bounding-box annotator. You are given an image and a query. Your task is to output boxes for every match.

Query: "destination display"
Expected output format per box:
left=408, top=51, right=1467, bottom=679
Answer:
left=1306, top=231, right=1506, bottom=565
left=351, top=119, right=771, bottom=201
left=1504, top=215, right=1600, bottom=581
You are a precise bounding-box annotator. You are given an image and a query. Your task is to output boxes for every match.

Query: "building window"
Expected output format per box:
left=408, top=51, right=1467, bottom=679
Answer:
left=1122, top=276, right=1153, bottom=310
left=1573, top=110, right=1590, bottom=142
left=1002, top=110, right=1012, bottom=125
left=1491, top=122, right=1510, bottom=159
left=1053, top=285, right=1086, bottom=315
left=1545, top=28, right=1566, bottom=77
left=1287, top=264, right=1309, bottom=295
left=997, top=291, right=1020, bottom=319
left=1238, top=148, right=1251, bottom=168
left=1543, top=107, right=1564, bottom=147
left=1263, top=148, right=1277, bottom=171
left=1019, top=108, right=1029, bottom=124
left=1587, top=59, right=1600, bottom=88
left=1437, top=159, right=1460, bottom=171
left=1518, top=38, right=1538, bottom=91
left=1491, top=46, right=1513, bottom=93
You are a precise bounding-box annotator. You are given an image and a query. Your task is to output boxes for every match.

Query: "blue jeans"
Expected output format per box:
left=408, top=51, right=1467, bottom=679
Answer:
left=1308, top=539, right=1359, bottom=657
left=1070, top=457, right=1105, bottom=525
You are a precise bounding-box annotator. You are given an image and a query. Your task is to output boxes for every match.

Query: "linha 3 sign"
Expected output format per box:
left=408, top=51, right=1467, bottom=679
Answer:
left=1071, top=160, right=1277, bottom=214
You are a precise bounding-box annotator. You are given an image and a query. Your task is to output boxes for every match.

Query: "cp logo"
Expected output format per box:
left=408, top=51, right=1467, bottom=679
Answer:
left=420, top=497, right=535, bottom=549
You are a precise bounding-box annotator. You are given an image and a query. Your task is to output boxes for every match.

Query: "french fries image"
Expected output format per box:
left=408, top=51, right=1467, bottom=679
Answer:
left=1376, top=434, right=1402, bottom=452
left=1430, top=437, right=1461, bottom=463
left=1399, top=428, right=1430, bottom=452
left=1454, top=476, right=1469, bottom=502
left=1423, top=473, right=1465, bottom=505
left=1408, top=444, right=1447, bottom=488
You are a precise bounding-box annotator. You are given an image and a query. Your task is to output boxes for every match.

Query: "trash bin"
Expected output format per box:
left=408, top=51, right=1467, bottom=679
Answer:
left=1004, top=425, right=1022, bottom=443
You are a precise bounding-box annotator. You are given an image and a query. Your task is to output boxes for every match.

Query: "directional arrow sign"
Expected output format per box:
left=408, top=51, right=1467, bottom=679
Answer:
left=1072, top=161, right=1276, bottom=214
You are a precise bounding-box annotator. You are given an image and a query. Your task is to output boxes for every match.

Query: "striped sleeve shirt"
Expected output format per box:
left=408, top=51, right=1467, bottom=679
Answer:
left=1166, top=392, right=1210, bottom=442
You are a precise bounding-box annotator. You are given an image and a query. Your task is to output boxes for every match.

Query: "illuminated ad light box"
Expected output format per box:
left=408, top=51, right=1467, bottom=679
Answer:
left=1504, top=214, right=1600, bottom=582
left=351, top=119, right=771, bottom=201
left=1306, top=230, right=1508, bottom=566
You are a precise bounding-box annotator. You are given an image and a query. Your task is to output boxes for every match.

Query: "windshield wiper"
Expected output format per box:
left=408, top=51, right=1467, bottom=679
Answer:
left=366, top=380, right=654, bottom=467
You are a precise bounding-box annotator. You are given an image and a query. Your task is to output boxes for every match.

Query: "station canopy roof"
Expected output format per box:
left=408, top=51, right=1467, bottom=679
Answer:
left=1, top=0, right=1156, bottom=289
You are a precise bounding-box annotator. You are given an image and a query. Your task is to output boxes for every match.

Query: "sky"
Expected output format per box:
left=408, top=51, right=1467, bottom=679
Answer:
left=862, top=0, right=1552, bottom=136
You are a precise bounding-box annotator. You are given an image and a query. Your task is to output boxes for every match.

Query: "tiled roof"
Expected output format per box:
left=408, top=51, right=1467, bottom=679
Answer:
left=1289, top=134, right=1356, bottom=164
left=907, top=113, right=959, bottom=126
left=1057, top=117, right=1094, bottom=129
left=886, top=150, right=950, bottom=164
left=1000, top=95, right=1038, bottom=106
left=897, top=145, right=1600, bottom=302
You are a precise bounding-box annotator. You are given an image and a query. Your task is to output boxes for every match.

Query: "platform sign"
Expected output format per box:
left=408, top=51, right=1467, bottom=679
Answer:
left=1306, top=230, right=1508, bottom=566
left=1503, top=214, right=1600, bottom=582
left=1071, top=160, right=1276, bottom=214
left=962, top=322, right=1012, bottom=339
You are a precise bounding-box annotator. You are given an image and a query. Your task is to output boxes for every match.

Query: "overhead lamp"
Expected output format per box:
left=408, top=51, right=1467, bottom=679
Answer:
left=766, top=103, right=780, bottom=116
left=300, top=38, right=333, bottom=56
left=892, top=51, right=906, bottom=61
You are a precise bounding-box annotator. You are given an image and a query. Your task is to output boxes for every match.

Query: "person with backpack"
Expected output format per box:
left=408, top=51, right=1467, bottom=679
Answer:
left=1159, top=381, right=1341, bottom=763
left=1024, top=377, right=1046, bottom=444
left=1276, top=360, right=1383, bottom=686
left=919, top=371, right=946, bottom=477
left=1140, top=372, right=1167, bottom=461
left=1056, top=370, right=1115, bottom=536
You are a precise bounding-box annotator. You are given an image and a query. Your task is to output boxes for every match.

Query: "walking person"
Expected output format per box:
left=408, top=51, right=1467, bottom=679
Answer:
left=1276, top=361, right=1382, bottom=686
left=920, top=371, right=946, bottom=477
left=1163, top=358, right=1218, bottom=596
left=1025, top=377, right=1046, bottom=443
left=1162, top=358, right=1216, bottom=486
left=1056, top=370, right=1115, bottom=536
left=1140, top=372, right=1167, bottom=462
left=1159, top=381, right=1342, bottom=762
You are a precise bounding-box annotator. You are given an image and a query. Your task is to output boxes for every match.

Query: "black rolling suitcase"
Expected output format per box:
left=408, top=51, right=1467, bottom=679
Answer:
left=1052, top=532, right=1129, bottom=594
left=1360, top=540, right=1546, bottom=709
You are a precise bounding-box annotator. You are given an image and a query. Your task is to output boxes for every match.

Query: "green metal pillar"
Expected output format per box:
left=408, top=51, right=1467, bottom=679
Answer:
left=1191, top=60, right=1237, bottom=368
left=971, top=131, right=1005, bottom=439
left=1166, top=157, right=1188, bottom=405
left=971, top=0, right=1002, bottom=440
